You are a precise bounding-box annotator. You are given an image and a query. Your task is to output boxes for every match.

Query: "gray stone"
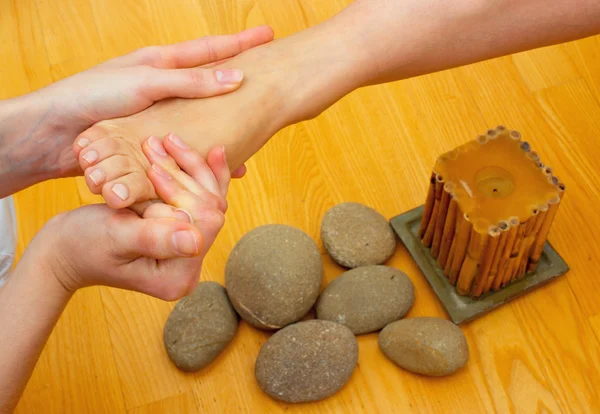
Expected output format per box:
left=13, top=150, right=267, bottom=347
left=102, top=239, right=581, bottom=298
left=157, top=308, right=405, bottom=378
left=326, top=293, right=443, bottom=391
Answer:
left=225, top=224, right=322, bottom=330
left=163, top=281, right=238, bottom=372
left=321, top=202, right=396, bottom=268
left=255, top=320, right=358, bottom=403
left=378, top=317, right=469, bottom=376
left=316, top=265, right=414, bottom=334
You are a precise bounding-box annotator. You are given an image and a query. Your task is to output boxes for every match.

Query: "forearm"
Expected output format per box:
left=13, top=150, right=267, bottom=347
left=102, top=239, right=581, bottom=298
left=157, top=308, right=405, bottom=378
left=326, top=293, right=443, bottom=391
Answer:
left=272, top=0, right=600, bottom=123
left=0, top=251, right=72, bottom=413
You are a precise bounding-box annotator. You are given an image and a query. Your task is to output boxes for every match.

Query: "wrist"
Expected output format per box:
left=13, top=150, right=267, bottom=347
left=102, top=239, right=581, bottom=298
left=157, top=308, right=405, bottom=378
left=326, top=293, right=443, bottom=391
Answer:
left=0, top=91, right=79, bottom=196
left=21, top=213, right=79, bottom=296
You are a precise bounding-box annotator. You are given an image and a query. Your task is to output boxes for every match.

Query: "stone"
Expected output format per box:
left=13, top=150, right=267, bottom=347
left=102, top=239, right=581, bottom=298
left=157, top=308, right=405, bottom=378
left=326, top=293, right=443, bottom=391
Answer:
left=225, top=224, right=322, bottom=330
left=378, top=317, right=469, bottom=376
left=316, top=265, right=414, bottom=334
left=163, top=281, right=238, bottom=372
left=321, top=202, right=396, bottom=268
left=255, top=320, right=358, bottom=403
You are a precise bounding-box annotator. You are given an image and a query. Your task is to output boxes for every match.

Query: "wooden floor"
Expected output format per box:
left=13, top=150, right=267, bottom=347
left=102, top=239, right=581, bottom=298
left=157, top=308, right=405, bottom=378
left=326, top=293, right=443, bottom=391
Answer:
left=4, top=0, right=600, bottom=412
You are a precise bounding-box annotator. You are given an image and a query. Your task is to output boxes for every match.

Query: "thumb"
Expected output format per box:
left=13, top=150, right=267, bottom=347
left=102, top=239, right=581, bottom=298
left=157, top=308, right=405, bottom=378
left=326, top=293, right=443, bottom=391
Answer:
left=110, top=216, right=204, bottom=260
left=142, top=67, right=244, bottom=101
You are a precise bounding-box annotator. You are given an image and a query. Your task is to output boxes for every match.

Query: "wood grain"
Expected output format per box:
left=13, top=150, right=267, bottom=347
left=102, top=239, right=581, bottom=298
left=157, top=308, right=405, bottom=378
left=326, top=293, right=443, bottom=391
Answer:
left=6, top=0, right=600, bottom=412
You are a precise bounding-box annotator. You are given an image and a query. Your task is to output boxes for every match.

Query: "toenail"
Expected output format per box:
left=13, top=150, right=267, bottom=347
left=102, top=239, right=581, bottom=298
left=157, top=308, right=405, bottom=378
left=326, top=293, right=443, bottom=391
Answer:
left=173, top=208, right=194, bottom=223
left=78, top=138, right=90, bottom=148
left=152, top=164, right=172, bottom=179
left=88, top=169, right=105, bottom=185
left=82, top=150, right=98, bottom=164
left=172, top=230, right=199, bottom=256
left=111, top=183, right=129, bottom=201
left=168, top=133, right=189, bottom=150
left=148, top=136, right=167, bottom=156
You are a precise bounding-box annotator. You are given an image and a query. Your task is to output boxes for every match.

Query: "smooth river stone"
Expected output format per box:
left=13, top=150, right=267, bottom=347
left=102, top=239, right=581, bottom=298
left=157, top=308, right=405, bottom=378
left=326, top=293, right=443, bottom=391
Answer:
left=255, top=320, right=358, bottom=403
left=378, top=317, right=469, bottom=376
left=225, top=224, right=322, bottom=330
left=316, top=265, right=415, bottom=334
left=163, top=282, right=238, bottom=372
left=321, top=202, right=396, bottom=268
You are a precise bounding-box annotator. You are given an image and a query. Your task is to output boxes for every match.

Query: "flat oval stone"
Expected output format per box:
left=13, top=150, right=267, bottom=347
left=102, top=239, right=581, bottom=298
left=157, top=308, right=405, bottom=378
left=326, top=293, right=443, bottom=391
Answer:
left=321, top=202, right=396, bottom=268
left=255, top=320, right=358, bottom=403
left=225, top=224, right=322, bottom=330
left=163, top=281, right=238, bottom=372
left=378, top=317, right=469, bottom=376
left=316, top=265, right=414, bottom=334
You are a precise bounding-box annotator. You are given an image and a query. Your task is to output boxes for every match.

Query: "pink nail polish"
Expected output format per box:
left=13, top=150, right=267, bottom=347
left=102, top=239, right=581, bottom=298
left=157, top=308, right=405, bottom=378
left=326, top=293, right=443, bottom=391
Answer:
left=82, top=150, right=98, bottom=164
left=152, top=164, right=172, bottom=179
left=78, top=138, right=90, bottom=148
left=148, top=136, right=167, bottom=156
left=111, top=183, right=129, bottom=201
left=168, top=133, right=189, bottom=150
left=215, top=69, right=244, bottom=85
left=88, top=169, right=105, bottom=185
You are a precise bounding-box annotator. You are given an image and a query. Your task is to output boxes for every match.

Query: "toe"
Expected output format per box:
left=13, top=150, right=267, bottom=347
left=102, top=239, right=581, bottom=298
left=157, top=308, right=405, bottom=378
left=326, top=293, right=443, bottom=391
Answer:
left=102, top=171, right=158, bottom=209
left=84, top=155, right=138, bottom=195
left=78, top=136, right=125, bottom=170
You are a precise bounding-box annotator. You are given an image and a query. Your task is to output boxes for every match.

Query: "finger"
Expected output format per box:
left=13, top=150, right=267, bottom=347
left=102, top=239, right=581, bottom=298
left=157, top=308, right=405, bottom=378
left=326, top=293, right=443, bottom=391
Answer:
left=141, top=135, right=209, bottom=196
left=148, top=163, right=225, bottom=213
left=109, top=215, right=203, bottom=259
left=162, top=133, right=220, bottom=195
left=206, top=146, right=231, bottom=197
left=231, top=164, right=247, bottom=179
left=143, top=201, right=194, bottom=224
left=138, top=66, right=245, bottom=103
left=98, top=25, right=274, bottom=69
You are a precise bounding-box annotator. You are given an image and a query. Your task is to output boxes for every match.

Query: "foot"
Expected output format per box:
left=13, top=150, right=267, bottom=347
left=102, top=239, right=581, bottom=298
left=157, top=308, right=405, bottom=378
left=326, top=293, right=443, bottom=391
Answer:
left=73, top=28, right=363, bottom=210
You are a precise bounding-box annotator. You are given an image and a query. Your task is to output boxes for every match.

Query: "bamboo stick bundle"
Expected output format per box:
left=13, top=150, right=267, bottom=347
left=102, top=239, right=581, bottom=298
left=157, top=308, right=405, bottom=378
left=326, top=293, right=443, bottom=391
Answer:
left=438, top=198, right=458, bottom=269
left=516, top=205, right=548, bottom=277
left=503, top=220, right=528, bottom=286
left=471, top=226, right=503, bottom=297
left=527, top=194, right=562, bottom=272
left=418, top=174, right=437, bottom=238
left=422, top=176, right=445, bottom=247
left=444, top=236, right=457, bottom=276
left=431, top=185, right=453, bottom=258
left=512, top=213, right=540, bottom=281
left=482, top=221, right=511, bottom=294
left=456, top=228, right=489, bottom=295
left=490, top=218, right=519, bottom=291
left=449, top=213, right=472, bottom=285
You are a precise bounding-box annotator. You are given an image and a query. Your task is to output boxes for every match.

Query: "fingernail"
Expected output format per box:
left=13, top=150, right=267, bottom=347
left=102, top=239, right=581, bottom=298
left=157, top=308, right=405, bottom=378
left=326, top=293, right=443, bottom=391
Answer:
left=88, top=169, right=105, bottom=185
left=172, top=230, right=199, bottom=256
left=215, top=69, right=244, bottom=85
left=148, top=136, right=167, bottom=156
left=168, top=133, right=189, bottom=150
left=221, top=145, right=227, bottom=164
left=78, top=138, right=90, bottom=148
left=111, top=183, right=128, bottom=201
left=152, top=164, right=172, bottom=180
left=82, top=150, right=98, bottom=164
left=173, top=208, right=194, bottom=223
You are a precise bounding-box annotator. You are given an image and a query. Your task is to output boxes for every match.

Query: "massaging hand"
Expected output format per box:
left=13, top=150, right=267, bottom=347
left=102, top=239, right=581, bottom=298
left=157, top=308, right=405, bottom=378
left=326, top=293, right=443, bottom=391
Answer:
left=0, top=26, right=272, bottom=198
left=20, top=135, right=231, bottom=300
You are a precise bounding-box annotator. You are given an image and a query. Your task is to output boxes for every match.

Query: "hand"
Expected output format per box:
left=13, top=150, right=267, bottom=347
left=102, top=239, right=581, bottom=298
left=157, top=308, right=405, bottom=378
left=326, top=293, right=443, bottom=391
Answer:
left=22, top=137, right=232, bottom=301
left=0, top=26, right=272, bottom=197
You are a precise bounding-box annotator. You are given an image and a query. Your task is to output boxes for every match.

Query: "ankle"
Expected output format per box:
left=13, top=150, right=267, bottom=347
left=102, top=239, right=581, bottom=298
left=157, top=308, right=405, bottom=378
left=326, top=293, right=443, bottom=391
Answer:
left=247, top=23, right=369, bottom=127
